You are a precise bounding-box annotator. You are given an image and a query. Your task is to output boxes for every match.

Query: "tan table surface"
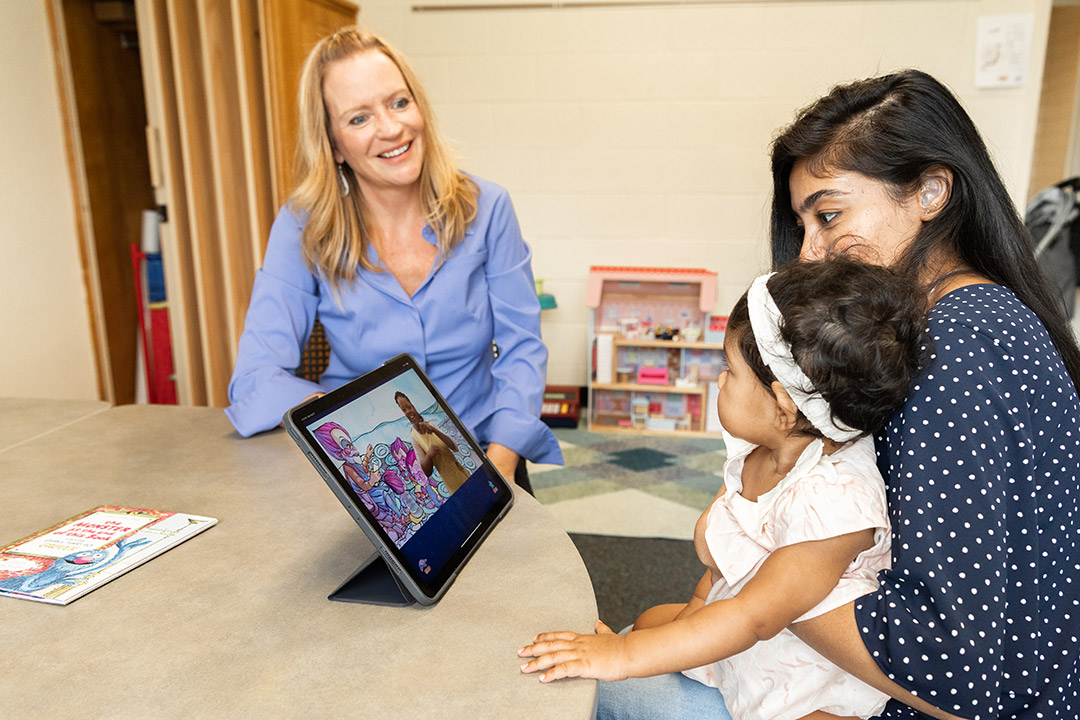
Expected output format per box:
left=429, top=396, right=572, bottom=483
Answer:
left=0, top=396, right=109, bottom=452
left=0, top=404, right=598, bottom=718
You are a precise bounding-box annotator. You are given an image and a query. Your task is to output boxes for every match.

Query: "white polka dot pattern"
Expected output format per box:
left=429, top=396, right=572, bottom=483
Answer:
left=854, top=285, right=1080, bottom=719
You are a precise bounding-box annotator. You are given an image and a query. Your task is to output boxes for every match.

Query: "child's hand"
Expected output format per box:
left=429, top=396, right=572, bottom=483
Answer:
left=518, top=620, right=627, bottom=682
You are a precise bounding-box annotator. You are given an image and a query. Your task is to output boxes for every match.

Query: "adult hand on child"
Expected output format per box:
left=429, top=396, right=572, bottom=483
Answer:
left=518, top=620, right=627, bottom=682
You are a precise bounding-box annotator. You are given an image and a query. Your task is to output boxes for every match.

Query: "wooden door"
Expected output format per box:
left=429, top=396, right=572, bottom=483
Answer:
left=49, top=0, right=156, bottom=405
left=1030, top=5, right=1080, bottom=198
left=262, top=0, right=360, bottom=213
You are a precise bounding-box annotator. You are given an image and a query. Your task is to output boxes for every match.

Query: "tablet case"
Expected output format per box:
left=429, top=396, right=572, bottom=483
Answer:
left=283, top=354, right=514, bottom=607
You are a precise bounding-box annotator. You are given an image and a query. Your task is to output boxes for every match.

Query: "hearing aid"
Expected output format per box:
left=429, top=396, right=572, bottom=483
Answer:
left=920, top=177, right=945, bottom=208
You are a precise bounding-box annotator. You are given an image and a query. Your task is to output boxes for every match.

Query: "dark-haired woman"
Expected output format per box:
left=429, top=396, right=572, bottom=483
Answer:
left=772, top=69, right=1080, bottom=718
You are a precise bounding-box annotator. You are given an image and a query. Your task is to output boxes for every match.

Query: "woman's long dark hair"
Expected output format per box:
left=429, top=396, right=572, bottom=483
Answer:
left=769, top=69, right=1080, bottom=395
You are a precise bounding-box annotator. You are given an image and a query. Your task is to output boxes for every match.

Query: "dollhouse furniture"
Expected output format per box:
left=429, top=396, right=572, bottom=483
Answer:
left=585, top=266, right=725, bottom=437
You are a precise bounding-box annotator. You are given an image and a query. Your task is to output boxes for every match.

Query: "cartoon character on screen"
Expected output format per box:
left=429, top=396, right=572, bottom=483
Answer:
left=395, top=392, right=471, bottom=494
left=359, top=445, right=426, bottom=541
left=0, top=535, right=151, bottom=594
left=381, top=459, right=428, bottom=528
left=390, top=438, right=446, bottom=510
left=312, top=422, right=409, bottom=542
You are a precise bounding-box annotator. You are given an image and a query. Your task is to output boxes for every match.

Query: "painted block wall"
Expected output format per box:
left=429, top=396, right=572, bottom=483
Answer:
left=0, top=1, right=1052, bottom=401
left=0, top=3, right=98, bottom=400
left=359, top=0, right=1052, bottom=386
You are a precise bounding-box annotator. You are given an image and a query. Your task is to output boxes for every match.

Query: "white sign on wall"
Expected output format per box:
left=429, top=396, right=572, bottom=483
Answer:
left=975, top=13, right=1035, bottom=89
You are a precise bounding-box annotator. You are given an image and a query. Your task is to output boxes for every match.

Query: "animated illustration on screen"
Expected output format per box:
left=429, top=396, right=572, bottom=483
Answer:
left=307, top=370, right=478, bottom=548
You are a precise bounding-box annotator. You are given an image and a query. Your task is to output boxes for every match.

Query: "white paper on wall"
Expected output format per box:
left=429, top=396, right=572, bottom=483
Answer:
left=975, top=13, right=1034, bottom=89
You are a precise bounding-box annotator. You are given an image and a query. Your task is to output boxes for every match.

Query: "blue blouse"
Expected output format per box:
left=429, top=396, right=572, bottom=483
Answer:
left=225, top=176, right=563, bottom=466
left=857, top=285, right=1080, bottom=718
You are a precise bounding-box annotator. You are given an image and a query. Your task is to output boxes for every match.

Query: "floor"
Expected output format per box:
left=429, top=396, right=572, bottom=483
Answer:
left=527, top=423, right=727, bottom=540
left=524, top=421, right=728, bottom=628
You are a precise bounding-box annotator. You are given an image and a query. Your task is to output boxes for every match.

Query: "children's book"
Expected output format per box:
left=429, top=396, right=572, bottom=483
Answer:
left=0, top=506, right=216, bottom=605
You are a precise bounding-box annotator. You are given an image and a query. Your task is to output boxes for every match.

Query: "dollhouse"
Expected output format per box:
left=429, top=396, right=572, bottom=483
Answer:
left=585, top=266, right=726, bottom=436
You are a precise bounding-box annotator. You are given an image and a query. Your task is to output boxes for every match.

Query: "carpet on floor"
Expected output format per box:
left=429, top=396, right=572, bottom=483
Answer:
left=535, top=423, right=726, bottom=629
left=532, top=429, right=727, bottom=514
left=568, top=532, right=704, bottom=632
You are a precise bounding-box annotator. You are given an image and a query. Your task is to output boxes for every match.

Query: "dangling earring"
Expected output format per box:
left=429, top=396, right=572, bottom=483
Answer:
left=338, top=163, right=350, bottom=197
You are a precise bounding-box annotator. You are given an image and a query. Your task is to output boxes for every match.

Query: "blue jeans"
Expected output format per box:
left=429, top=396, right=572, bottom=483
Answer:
left=595, top=672, right=733, bottom=720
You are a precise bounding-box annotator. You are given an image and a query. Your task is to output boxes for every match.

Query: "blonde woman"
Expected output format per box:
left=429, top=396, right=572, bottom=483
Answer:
left=226, top=27, right=561, bottom=487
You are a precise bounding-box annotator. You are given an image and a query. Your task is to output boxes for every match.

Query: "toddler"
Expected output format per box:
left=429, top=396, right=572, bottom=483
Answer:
left=519, top=258, right=929, bottom=720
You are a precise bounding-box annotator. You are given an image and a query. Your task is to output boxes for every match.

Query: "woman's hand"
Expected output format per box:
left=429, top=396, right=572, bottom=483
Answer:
left=518, top=620, right=626, bottom=682
left=414, top=420, right=439, bottom=436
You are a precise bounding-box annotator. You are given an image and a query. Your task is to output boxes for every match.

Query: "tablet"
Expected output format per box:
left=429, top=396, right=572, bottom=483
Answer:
left=283, top=354, right=514, bottom=606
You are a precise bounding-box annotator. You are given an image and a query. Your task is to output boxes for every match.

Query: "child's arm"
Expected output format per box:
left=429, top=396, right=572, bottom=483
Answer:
left=519, top=528, right=873, bottom=682
left=673, top=570, right=712, bottom=622
left=634, top=568, right=713, bottom=630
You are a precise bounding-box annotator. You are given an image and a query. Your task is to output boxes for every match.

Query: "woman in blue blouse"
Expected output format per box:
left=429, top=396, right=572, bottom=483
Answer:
left=225, top=27, right=561, bottom=485
left=771, top=70, right=1080, bottom=718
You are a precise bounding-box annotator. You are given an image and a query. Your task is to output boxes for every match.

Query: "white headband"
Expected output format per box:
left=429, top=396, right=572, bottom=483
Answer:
left=746, top=273, right=862, bottom=442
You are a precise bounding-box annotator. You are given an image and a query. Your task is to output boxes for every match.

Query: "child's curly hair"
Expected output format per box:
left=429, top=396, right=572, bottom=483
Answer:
left=727, top=258, right=929, bottom=438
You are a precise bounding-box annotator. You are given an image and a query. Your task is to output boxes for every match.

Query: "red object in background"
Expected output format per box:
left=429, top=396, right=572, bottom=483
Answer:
left=687, top=394, right=703, bottom=429
left=131, top=245, right=178, bottom=404
left=541, top=385, right=581, bottom=428
left=636, top=366, right=669, bottom=385
left=148, top=307, right=177, bottom=404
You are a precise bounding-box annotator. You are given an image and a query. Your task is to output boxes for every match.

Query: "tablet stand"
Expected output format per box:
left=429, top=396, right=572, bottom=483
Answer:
left=329, top=553, right=416, bottom=606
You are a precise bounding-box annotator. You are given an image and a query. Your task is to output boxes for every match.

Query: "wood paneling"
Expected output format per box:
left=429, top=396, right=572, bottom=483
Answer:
left=136, top=0, right=205, bottom=405
left=128, top=0, right=350, bottom=407
left=233, top=0, right=275, bottom=273
left=57, top=0, right=356, bottom=407
left=262, top=0, right=359, bottom=215
left=167, top=1, right=233, bottom=406
left=46, top=0, right=109, bottom=402
left=1030, top=5, right=1080, bottom=198
left=59, top=0, right=156, bottom=405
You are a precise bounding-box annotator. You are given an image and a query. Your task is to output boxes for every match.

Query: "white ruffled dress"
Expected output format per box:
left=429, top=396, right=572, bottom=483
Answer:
left=682, top=432, right=891, bottom=720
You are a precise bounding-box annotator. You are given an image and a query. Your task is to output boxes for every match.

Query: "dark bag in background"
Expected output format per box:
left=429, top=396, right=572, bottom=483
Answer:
left=1026, top=177, right=1080, bottom=319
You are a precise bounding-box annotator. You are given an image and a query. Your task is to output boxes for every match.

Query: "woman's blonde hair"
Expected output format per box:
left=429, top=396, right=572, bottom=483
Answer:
left=292, top=26, right=477, bottom=292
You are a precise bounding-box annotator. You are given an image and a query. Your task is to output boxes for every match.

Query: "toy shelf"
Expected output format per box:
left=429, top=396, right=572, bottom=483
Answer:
left=586, top=266, right=725, bottom=437
left=585, top=425, right=721, bottom=439
left=592, top=382, right=708, bottom=396
left=612, top=338, right=724, bottom=351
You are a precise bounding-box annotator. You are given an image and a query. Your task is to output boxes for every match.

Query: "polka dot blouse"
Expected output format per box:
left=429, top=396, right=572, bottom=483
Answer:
left=855, top=285, right=1080, bottom=719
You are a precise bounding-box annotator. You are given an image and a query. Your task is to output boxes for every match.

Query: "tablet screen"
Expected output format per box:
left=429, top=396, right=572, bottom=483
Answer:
left=293, top=358, right=511, bottom=598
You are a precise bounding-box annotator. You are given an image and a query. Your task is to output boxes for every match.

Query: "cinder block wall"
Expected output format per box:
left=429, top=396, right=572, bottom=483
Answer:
left=2, top=2, right=1049, bottom=399
left=359, top=0, right=1051, bottom=387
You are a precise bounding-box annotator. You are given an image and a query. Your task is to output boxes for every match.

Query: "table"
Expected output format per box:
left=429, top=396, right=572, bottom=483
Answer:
left=0, top=396, right=108, bottom=451
left=0, top=403, right=598, bottom=718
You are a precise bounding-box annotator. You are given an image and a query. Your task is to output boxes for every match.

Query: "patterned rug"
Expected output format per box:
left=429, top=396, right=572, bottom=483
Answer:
left=527, top=425, right=728, bottom=540
left=525, top=424, right=727, bottom=626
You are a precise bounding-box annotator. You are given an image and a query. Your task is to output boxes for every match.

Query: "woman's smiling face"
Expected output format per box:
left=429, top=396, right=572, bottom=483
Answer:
left=789, top=159, right=925, bottom=267
left=323, top=49, right=426, bottom=197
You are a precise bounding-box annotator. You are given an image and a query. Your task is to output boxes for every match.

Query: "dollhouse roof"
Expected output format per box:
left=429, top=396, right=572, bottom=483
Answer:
left=584, top=266, right=718, bottom=312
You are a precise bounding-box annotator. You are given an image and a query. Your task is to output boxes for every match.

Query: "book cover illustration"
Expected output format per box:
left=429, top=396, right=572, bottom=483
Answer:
left=0, top=506, right=216, bottom=605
